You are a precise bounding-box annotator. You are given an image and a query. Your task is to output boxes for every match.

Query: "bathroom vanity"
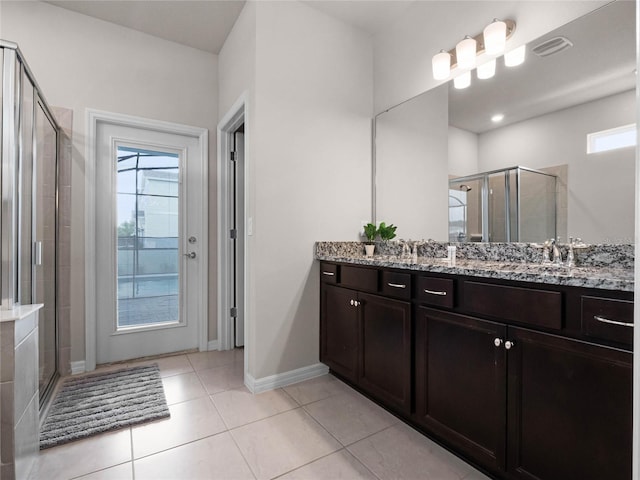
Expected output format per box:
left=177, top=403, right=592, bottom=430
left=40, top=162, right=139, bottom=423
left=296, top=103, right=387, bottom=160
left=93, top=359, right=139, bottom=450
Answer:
left=317, top=243, right=633, bottom=480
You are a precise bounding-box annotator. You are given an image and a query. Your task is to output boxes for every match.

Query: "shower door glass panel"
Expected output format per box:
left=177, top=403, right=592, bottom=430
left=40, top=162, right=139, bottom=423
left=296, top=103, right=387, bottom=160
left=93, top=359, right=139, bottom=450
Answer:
left=34, top=100, right=57, bottom=399
left=116, top=146, right=180, bottom=328
left=520, top=170, right=556, bottom=242
left=488, top=172, right=507, bottom=242
left=19, top=68, right=34, bottom=305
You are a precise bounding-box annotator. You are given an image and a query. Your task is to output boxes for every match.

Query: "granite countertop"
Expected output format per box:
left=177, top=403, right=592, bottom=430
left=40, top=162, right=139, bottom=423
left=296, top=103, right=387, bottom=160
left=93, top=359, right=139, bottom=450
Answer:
left=315, top=253, right=634, bottom=292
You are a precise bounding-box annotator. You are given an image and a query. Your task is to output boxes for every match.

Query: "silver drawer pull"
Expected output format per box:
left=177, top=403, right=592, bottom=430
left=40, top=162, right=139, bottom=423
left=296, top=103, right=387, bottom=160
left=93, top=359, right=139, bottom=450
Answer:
left=594, top=315, right=634, bottom=328
left=424, top=289, right=447, bottom=296
left=322, top=271, right=335, bottom=276
left=387, top=282, right=406, bottom=289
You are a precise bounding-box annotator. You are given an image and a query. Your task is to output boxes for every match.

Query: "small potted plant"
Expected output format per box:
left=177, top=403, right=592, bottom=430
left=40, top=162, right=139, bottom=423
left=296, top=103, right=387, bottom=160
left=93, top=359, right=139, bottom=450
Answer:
left=363, top=223, right=378, bottom=257
left=378, top=222, right=397, bottom=242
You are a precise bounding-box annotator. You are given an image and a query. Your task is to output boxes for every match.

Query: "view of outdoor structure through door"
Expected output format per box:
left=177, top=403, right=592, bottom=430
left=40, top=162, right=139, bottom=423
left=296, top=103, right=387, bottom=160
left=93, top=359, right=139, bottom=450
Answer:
left=116, top=146, right=180, bottom=327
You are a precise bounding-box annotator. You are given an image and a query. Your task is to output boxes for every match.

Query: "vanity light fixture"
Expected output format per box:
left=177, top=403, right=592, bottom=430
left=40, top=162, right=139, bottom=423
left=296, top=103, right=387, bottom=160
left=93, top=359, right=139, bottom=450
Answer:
left=483, top=19, right=507, bottom=55
left=454, top=71, right=471, bottom=89
left=456, top=36, right=477, bottom=70
left=491, top=113, right=505, bottom=123
left=432, top=50, right=452, bottom=80
left=431, top=18, right=516, bottom=81
left=504, top=45, right=526, bottom=67
left=477, top=59, right=496, bottom=79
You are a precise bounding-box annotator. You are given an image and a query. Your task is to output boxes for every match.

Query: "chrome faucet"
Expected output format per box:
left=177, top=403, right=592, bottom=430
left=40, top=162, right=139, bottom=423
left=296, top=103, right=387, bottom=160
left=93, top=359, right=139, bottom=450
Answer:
left=551, top=238, right=562, bottom=265
left=400, top=240, right=411, bottom=259
left=567, top=237, right=586, bottom=268
left=542, top=240, right=552, bottom=264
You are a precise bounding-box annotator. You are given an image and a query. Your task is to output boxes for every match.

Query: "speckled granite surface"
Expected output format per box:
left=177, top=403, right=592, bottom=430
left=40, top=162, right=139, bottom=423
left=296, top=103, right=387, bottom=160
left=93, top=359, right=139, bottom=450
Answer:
left=315, top=241, right=634, bottom=292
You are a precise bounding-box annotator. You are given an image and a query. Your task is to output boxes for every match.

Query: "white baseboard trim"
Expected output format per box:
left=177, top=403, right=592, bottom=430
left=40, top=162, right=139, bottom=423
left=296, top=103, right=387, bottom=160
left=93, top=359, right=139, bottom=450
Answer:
left=207, top=340, right=219, bottom=351
left=70, top=361, right=86, bottom=375
left=245, top=363, right=329, bottom=394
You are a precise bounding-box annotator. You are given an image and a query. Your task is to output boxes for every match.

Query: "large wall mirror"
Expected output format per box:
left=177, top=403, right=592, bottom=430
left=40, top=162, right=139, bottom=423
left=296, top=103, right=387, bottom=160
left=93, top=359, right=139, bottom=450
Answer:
left=374, top=0, right=635, bottom=244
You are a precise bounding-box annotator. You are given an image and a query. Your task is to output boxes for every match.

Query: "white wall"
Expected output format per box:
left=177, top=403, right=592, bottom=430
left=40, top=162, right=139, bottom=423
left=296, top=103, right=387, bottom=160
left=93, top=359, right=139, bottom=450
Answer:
left=373, top=1, right=608, bottom=114
left=248, top=1, right=373, bottom=378
left=0, top=1, right=218, bottom=363
left=478, top=90, right=635, bottom=243
left=376, top=85, right=449, bottom=241
left=448, top=126, right=479, bottom=177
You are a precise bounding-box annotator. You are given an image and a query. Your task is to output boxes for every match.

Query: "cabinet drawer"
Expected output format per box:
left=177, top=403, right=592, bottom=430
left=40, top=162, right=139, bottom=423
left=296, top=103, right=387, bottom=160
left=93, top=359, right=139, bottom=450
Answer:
left=320, top=263, right=338, bottom=284
left=463, top=281, right=562, bottom=330
left=340, top=265, right=378, bottom=292
left=582, top=296, right=633, bottom=347
left=416, top=276, right=454, bottom=308
left=381, top=271, right=412, bottom=300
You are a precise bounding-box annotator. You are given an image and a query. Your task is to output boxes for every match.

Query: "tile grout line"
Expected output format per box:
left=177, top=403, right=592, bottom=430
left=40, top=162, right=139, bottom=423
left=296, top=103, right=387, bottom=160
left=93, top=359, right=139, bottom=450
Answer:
left=226, top=423, right=260, bottom=480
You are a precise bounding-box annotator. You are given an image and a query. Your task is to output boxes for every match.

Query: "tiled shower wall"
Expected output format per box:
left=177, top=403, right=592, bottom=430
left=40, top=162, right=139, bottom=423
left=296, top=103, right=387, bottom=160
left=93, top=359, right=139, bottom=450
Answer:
left=51, top=107, right=72, bottom=376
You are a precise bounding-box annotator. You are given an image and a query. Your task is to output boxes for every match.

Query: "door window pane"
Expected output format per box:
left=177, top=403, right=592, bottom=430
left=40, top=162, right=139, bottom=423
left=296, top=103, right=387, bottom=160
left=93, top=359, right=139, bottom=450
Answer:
left=116, top=146, right=180, bottom=328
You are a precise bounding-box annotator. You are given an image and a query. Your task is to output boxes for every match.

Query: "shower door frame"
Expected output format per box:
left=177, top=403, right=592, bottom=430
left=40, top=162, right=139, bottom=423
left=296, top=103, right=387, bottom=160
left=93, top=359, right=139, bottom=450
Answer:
left=1, top=41, right=61, bottom=406
left=0, top=39, right=61, bottom=409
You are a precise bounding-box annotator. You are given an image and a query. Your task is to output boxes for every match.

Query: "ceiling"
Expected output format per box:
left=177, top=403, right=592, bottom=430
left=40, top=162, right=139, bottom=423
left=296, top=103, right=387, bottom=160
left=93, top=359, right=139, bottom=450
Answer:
left=45, top=0, right=415, bottom=54
left=45, top=0, right=247, bottom=54
left=44, top=0, right=633, bottom=132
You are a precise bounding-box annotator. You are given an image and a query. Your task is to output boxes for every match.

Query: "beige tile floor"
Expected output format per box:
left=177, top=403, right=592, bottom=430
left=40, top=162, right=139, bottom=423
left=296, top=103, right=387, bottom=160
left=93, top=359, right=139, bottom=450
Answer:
left=29, top=350, right=492, bottom=480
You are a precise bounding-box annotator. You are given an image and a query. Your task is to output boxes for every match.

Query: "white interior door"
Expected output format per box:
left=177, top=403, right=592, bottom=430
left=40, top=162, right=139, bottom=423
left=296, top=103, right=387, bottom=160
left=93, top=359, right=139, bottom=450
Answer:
left=95, top=121, right=204, bottom=364
left=233, top=129, right=245, bottom=347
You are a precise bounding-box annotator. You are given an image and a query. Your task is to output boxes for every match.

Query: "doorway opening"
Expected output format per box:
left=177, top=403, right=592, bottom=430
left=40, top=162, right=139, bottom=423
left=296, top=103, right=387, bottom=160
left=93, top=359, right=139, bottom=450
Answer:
left=218, top=98, right=248, bottom=360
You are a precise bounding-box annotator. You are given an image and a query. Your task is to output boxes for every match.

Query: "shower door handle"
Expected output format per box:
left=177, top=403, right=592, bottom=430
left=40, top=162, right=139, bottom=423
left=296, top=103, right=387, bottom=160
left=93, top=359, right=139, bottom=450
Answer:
left=33, top=241, right=43, bottom=266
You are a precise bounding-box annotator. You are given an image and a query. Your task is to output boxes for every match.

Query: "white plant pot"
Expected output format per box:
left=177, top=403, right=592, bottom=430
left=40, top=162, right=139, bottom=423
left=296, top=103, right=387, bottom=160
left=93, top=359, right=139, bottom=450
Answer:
left=365, top=244, right=375, bottom=257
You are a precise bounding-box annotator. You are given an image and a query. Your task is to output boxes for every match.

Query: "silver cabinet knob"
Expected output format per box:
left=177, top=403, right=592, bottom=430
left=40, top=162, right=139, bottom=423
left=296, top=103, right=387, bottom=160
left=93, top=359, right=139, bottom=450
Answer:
left=355, top=301, right=360, bottom=307
left=494, top=338, right=503, bottom=347
left=505, top=341, right=515, bottom=350
left=350, top=299, right=354, bottom=306
left=184, top=252, right=196, bottom=259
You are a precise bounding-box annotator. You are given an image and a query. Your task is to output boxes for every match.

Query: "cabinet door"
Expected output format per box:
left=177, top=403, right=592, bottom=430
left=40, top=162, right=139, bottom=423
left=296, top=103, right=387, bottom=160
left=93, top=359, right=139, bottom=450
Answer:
left=507, top=327, right=632, bottom=480
left=415, top=307, right=507, bottom=472
left=320, top=284, right=359, bottom=382
left=359, top=292, right=412, bottom=414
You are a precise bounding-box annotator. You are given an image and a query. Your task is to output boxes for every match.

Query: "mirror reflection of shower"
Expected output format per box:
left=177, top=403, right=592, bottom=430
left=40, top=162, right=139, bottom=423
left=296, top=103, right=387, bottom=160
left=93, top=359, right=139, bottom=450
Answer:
left=448, top=166, right=557, bottom=243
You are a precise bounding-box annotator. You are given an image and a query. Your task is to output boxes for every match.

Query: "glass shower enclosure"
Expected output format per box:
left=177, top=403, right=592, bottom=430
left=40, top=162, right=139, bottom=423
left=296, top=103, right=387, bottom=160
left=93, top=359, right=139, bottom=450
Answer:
left=1, top=41, right=60, bottom=405
left=449, top=166, right=557, bottom=243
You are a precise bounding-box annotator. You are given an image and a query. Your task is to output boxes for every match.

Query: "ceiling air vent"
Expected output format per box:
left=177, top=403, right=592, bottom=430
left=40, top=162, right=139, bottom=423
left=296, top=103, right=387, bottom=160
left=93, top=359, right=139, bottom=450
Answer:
left=532, top=36, right=573, bottom=57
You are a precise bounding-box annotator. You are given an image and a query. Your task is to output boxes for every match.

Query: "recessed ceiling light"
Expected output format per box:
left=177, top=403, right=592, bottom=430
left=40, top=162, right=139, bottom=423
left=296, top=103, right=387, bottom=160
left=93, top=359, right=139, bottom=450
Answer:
left=491, top=114, right=505, bottom=123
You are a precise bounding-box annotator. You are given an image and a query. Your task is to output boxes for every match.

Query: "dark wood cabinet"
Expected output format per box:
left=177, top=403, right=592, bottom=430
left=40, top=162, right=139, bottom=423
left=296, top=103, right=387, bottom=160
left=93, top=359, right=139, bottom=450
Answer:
left=507, top=327, right=632, bottom=480
left=319, top=261, right=633, bottom=480
left=320, top=284, right=359, bottom=383
left=415, top=307, right=507, bottom=472
left=359, top=292, right=411, bottom=414
left=320, top=272, right=412, bottom=414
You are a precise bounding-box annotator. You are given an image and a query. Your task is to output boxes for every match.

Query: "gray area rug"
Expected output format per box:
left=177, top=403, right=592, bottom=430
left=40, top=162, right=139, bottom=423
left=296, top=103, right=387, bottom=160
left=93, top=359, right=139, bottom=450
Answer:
left=40, top=364, right=170, bottom=449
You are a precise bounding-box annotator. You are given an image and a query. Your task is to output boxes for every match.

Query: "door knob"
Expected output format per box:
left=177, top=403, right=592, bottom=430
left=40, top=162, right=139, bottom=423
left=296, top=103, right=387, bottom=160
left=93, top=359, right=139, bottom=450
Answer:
left=184, top=252, right=196, bottom=259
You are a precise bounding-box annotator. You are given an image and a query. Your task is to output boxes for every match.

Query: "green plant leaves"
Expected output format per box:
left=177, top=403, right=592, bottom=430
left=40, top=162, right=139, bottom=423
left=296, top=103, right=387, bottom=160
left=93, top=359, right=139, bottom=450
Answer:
left=364, top=223, right=378, bottom=242
left=378, top=222, right=397, bottom=241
